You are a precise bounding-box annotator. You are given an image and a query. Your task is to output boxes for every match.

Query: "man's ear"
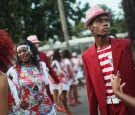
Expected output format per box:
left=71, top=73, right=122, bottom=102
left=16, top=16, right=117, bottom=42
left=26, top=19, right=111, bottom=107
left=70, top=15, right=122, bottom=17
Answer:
left=88, top=26, right=93, bottom=31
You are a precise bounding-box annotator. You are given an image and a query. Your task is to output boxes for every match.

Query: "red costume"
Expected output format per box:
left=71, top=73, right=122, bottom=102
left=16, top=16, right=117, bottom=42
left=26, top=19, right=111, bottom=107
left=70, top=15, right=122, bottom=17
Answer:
left=39, top=51, right=60, bottom=102
left=39, top=51, right=60, bottom=84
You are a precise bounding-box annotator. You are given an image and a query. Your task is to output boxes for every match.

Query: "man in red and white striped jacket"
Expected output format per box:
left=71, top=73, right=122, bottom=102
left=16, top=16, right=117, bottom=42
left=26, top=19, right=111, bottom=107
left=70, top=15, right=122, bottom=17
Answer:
left=82, top=6, right=135, bottom=115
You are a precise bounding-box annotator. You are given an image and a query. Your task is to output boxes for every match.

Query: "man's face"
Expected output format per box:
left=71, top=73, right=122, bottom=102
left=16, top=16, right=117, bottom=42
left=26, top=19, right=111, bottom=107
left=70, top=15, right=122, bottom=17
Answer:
left=89, top=15, right=110, bottom=36
left=34, top=43, right=39, bottom=49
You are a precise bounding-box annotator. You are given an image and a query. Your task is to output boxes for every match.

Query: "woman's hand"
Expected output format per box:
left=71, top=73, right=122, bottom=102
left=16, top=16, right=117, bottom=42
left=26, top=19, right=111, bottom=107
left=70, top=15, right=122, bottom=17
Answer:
left=110, top=72, right=126, bottom=95
left=110, top=72, right=135, bottom=109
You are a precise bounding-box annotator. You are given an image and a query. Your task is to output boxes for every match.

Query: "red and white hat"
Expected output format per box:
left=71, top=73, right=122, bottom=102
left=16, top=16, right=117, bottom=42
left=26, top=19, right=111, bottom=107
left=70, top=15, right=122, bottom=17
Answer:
left=47, top=51, right=54, bottom=57
left=84, top=6, right=112, bottom=28
left=27, top=35, right=40, bottom=43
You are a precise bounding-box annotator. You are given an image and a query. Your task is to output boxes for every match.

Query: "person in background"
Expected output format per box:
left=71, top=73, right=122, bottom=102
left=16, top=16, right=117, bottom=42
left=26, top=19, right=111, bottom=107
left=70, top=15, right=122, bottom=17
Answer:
left=27, top=35, right=60, bottom=102
left=52, top=49, right=73, bottom=115
left=71, top=52, right=82, bottom=104
left=27, top=35, right=60, bottom=84
left=82, top=6, right=135, bottom=115
left=47, top=50, right=54, bottom=63
left=72, top=52, right=84, bottom=88
left=61, top=49, right=77, bottom=107
left=46, top=50, right=59, bottom=112
left=7, top=40, right=56, bottom=114
left=110, top=72, right=135, bottom=109
left=0, top=29, right=20, bottom=114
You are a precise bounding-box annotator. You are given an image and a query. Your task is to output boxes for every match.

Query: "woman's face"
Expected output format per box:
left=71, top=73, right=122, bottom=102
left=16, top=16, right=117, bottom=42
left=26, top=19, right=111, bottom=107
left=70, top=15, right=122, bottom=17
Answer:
left=60, top=52, right=64, bottom=59
left=17, top=46, right=32, bottom=62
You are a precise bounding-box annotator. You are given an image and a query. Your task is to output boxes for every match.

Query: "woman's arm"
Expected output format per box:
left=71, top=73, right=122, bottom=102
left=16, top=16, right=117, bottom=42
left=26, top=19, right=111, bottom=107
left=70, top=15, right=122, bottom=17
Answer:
left=110, top=74, right=135, bottom=109
left=0, top=73, right=8, bottom=115
left=67, top=64, right=73, bottom=78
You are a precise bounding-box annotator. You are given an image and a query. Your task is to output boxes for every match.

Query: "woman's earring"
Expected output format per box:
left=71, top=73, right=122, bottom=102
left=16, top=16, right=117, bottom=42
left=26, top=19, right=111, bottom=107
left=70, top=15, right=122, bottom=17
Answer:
left=31, top=52, right=34, bottom=57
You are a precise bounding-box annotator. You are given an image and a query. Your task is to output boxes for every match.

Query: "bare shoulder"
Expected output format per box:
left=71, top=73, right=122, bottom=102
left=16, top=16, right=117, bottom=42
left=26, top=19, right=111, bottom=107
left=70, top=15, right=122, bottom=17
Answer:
left=0, top=72, right=7, bottom=81
left=0, top=72, right=8, bottom=115
left=0, top=72, right=8, bottom=91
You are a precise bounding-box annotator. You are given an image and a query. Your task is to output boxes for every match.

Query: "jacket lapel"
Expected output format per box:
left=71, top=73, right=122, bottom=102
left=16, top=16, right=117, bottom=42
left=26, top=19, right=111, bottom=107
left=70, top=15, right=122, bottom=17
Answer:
left=110, top=38, right=122, bottom=75
left=86, top=38, right=122, bottom=79
left=88, top=38, right=122, bottom=77
left=89, top=44, right=104, bottom=81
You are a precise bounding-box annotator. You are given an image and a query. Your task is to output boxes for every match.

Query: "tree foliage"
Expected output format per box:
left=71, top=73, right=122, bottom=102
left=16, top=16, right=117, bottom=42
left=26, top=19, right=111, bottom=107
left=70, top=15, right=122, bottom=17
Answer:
left=0, top=0, right=126, bottom=43
left=70, top=2, right=90, bottom=38
left=0, top=0, right=89, bottom=43
left=122, top=0, right=135, bottom=41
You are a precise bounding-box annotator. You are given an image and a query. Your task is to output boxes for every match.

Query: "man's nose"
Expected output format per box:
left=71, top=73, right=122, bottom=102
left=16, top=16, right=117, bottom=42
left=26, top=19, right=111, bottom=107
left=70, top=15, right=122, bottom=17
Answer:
left=103, top=21, right=109, bottom=27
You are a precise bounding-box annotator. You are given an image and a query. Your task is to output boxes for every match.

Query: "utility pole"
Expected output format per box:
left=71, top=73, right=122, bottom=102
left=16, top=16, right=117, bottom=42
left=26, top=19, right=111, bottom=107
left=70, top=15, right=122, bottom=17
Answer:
left=57, top=0, right=70, bottom=50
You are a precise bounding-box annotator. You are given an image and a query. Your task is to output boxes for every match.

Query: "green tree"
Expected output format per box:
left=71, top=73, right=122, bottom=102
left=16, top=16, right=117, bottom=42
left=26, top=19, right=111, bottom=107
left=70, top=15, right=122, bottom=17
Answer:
left=122, top=0, right=135, bottom=41
left=0, top=1, right=126, bottom=43
left=122, top=0, right=135, bottom=59
left=0, top=0, right=90, bottom=43
left=70, top=2, right=90, bottom=38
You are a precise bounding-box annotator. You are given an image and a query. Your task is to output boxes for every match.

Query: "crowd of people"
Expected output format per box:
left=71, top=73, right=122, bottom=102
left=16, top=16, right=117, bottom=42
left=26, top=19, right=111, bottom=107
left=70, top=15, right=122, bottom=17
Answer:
left=0, top=31, right=84, bottom=115
left=0, top=5, right=135, bottom=115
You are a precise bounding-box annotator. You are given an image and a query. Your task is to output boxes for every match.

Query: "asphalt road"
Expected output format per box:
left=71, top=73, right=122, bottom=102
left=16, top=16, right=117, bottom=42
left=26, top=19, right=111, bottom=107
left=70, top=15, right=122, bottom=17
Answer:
left=57, top=85, right=89, bottom=115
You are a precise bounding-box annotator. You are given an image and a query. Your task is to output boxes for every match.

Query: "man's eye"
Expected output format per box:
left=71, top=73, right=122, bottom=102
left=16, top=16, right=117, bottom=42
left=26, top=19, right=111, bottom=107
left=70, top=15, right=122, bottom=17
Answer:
left=105, top=19, right=109, bottom=22
left=97, top=20, right=101, bottom=23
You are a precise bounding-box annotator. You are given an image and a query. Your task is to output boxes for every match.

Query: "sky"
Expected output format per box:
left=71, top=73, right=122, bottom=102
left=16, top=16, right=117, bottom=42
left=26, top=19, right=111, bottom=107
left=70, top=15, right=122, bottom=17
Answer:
left=78, top=0, right=122, bottom=14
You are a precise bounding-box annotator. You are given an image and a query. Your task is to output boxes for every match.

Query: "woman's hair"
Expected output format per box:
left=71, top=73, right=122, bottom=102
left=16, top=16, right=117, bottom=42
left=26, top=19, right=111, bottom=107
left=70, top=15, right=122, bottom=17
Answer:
left=62, top=49, right=71, bottom=59
left=0, top=30, right=15, bottom=72
left=122, top=0, right=135, bottom=41
left=53, top=49, right=61, bottom=62
left=16, top=40, right=40, bottom=71
left=122, top=0, right=135, bottom=64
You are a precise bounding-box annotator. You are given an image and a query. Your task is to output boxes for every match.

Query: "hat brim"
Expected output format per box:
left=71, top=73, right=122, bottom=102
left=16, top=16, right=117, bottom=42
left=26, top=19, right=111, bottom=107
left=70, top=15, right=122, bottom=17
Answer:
left=84, top=11, right=112, bottom=28
left=31, top=40, right=40, bottom=43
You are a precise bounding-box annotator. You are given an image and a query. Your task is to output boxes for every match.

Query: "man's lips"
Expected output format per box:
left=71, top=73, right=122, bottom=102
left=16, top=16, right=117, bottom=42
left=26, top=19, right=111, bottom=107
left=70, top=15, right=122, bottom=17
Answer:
left=102, top=28, right=110, bottom=31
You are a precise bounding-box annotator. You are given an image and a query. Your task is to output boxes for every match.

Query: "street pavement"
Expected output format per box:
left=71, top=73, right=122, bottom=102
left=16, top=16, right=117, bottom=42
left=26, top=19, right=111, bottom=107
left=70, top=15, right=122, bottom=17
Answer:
left=57, top=85, right=89, bottom=115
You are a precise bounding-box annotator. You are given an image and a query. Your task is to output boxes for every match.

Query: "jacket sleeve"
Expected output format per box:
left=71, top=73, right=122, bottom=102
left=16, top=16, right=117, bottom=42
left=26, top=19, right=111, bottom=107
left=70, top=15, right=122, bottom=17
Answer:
left=82, top=55, right=98, bottom=115
left=40, top=52, right=60, bottom=84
